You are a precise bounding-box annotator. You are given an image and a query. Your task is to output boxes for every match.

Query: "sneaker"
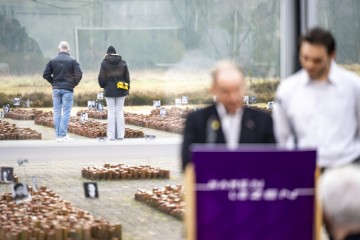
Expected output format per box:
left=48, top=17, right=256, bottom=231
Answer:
left=57, top=135, right=73, bottom=142
left=62, top=135, right=73, bottom=141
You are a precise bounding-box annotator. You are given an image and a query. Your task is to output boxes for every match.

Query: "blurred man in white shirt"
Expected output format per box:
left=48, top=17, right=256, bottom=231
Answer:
left=273, top=27, right=360, bottom=169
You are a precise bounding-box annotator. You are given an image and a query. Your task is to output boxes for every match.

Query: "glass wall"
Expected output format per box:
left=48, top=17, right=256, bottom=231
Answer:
left=2, top=1, right=360, bottom=107
left=317, top=0, right=360, bottom=65
left=0, top=0, right=280, bottom=73
left=0, top=0, right=281, bottom=107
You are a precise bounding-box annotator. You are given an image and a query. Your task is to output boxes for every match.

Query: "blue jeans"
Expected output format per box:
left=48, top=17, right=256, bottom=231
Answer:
left=52, top=89, right=73, bottom=138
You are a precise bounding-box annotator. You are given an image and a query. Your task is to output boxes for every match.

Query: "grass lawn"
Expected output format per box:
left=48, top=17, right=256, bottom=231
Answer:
left=1, top=64, right=359, bottom=106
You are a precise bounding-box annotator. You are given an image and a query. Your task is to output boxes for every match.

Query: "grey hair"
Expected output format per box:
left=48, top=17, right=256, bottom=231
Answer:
left=319, top=164, right=360, bottom=228
left=211, top=60, right=244, bottom=82
left=58, top=41, right=69, bottom=52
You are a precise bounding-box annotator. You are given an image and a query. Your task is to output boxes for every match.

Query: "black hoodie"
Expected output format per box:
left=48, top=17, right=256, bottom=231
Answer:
left=98, top=54, right=130, bottom=97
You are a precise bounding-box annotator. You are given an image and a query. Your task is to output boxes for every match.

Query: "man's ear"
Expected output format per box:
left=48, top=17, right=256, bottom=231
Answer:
left=330, top=52, right=336, bottom=60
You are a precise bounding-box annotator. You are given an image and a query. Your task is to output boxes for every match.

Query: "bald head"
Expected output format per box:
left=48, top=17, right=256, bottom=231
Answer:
left=211, top=60, right=245, bottom=114
left=319, top=165, right=360, bottom=239
left=212, top=60, right=244, bottom=83
left=58, top=41, right=69, bottom=53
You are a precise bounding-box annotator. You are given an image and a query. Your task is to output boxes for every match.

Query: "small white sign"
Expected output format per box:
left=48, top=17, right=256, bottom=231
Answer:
left=97, top=103, right=103, bottom=111
left=13, top=98, right=20, bottom=106
left=249, top=96, right=256, bottom=104
left=181, top=96, right=189, bottom=104
left=3, top=104, right=10, bottom=113
left=84, top=182, right=99, bottom=199
left=175, top=98, right=182, bottom=105
left=97, top=92, right=104, bottom=100
left=160, top=108, right=167, bottom=117
left=243, top=96, right=249, bottom=104
left=153, top=100, right=161, bottom=108
left=1, top=167, right=14, bottom=183
left=88, top=100, right=96, bottom=110
left=80, top=113, right=88, bottom=122
left=267, top=101, right=274, bottom=110
left=25, top=99, right=31, bottom=108
left=12, top=183, right=32, bottom=204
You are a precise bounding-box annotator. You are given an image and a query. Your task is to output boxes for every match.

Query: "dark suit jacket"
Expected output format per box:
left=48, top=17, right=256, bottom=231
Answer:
left=181, top=105, right=276, bottom=170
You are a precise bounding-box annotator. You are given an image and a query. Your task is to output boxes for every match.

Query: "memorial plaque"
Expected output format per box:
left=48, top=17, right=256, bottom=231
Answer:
left=88, top=100, right=96, bottom=110
left=13, top=98, right=20, bottom=107
left=175, top=98, right=182, bottom=105
left=182, top=96, right=189, bottom=104
left=12, top=182, right=31, bottom=204
left=243, top=95, right=249, bottom=104
left=83, top=182, right=99, bottom=198
left=97, top=92, right=104, bottom=100
left=267, top=101, right=274, bottom=110
left=153, top=100, right=161, bottom=108
left=249, top=96, right=256, bottom=104
left=160, top=108, right=167, bottom=117
left=3, top=104, right=10, bottom=113
left=80, top=112, right=88, bottom=122
left=0, top=167, right=14, bottom=183
left=25, top=99, right=31, bottom=108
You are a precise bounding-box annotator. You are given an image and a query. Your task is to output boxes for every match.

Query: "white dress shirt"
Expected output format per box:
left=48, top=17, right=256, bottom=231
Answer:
left=216, top=103, right=243, bottom=149
left=273, top=61, right=360, bottom=167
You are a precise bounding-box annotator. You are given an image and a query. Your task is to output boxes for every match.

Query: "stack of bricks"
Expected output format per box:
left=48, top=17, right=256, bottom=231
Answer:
left=124, top=112, right=185, bottom=134
left=4, top=109, right=43, bottom=120
left=82, top=163, right=170, bottom=180
left=75, top=107, right=193, bottom=134
left=68, top=119, right=144, bottom=138
left=35, top=112, right=144, bottom=138
left=68, top=119, right=107, bottom=138
left=0, top=186, right=122, bottom=240
left=150, top=107, right=193, bottom=119
left=0, top=121, right=41, bottom=140
left=34, top=112, right=54, bottom=127
left=135, top=185, right=184, bottom=220
left=76, top=109, right=108, bottom=119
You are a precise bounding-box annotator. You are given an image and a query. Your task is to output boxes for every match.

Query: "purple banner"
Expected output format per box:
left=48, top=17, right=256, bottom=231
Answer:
left=192, top=145, right=317, bottom=240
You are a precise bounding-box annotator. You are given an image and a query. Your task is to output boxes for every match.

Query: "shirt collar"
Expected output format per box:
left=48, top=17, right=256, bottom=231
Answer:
left=303, top=60, right=339, bottom=86
left=215, top=103, right=243, bottom=118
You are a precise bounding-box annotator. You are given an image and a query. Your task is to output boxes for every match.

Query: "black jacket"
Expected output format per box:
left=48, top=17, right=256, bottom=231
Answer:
left=98, top=54, right=130, bottom=97
left=43, top=52, right=82, bottom=92
left=181, top=105, right=276, bottom=170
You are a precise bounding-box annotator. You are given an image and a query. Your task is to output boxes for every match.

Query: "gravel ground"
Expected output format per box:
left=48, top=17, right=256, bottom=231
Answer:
left=2, top=107, right=185, bottom=240
left=1, top=109, right=329, bottom=240
left=0, top=139, right=184, bottom=240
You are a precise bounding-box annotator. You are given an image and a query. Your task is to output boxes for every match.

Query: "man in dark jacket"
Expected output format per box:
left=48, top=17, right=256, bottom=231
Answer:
left=181, top=60, right=275, bottom=170
left=43, top=41, right=82, bottom=141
